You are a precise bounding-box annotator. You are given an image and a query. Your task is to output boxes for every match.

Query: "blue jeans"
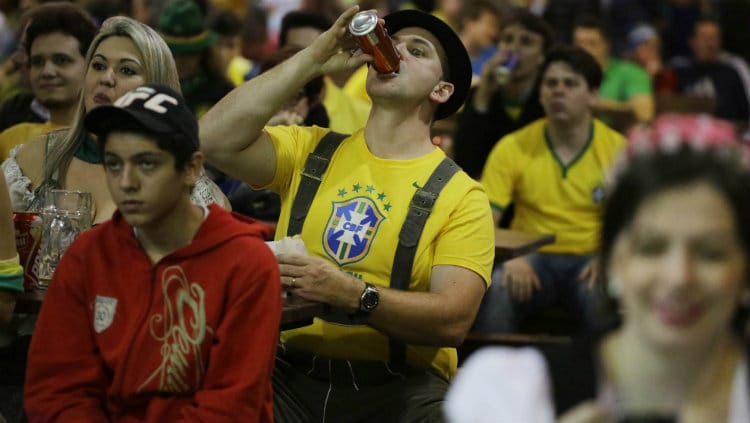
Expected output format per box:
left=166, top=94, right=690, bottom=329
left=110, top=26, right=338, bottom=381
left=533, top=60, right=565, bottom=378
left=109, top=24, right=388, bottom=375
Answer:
left=472, top=253, right=595, bottom=334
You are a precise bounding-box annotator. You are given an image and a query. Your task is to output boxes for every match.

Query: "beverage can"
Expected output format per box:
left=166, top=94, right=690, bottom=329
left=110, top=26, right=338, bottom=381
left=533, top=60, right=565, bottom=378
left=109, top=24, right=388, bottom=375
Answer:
left=12, top=211, right=43, bottom=291
left=349, top=10, right=401, bottom=74
left=494, top=52, right=519, bottom=85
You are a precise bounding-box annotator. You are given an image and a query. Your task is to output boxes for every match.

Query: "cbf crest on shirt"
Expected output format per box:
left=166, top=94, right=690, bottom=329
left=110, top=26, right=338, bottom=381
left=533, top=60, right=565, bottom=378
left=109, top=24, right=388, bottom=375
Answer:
left=324, top=195, right=386, bottom=265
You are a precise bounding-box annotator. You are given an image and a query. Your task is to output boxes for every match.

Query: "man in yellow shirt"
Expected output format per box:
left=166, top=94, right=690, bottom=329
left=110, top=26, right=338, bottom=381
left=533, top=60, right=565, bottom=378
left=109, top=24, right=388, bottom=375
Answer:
left=201, top=8, right=494, bottom=423
left=0, top=3, right=96, bottom=161
left=477, top=45, right=625, bottom=334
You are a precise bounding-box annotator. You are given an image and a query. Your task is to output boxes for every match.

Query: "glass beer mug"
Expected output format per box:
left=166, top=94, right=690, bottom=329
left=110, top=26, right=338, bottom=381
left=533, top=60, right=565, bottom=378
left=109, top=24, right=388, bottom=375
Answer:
left=36, top=189, right=93, bottom=287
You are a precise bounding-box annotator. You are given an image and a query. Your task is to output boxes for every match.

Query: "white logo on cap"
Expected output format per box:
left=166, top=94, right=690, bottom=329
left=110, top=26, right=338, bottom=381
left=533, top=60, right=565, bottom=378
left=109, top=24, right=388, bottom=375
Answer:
left=115, top=86, right=178, bottom=114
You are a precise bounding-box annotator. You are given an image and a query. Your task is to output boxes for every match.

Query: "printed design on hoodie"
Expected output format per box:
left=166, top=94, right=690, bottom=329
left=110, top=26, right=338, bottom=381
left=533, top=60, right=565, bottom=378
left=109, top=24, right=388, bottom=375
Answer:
left=138, top=265, right=214, bottom=393
left=94, top=296, right=118, bottom=333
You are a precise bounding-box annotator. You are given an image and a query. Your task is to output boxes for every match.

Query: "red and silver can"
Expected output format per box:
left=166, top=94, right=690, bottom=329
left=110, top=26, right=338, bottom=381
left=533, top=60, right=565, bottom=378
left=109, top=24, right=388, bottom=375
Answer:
left=349, top=10, right=401, bottom=74
left=13, top=211, right=43, bottom=291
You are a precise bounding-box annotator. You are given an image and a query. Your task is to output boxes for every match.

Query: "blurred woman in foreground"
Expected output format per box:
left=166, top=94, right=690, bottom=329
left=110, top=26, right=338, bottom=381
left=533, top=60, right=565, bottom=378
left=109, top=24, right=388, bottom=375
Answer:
left=446, top=114, right=750, bottom=423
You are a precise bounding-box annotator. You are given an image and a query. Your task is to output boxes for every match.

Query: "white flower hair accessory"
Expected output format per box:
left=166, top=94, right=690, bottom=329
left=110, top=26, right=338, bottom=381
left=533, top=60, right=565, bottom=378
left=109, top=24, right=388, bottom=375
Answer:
left=608, top=114, right=750, bottom=185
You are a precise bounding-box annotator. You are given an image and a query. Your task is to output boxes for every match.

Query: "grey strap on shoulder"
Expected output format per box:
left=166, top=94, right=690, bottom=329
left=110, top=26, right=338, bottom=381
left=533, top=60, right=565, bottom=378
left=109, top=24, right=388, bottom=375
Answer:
left=30, top=131, right=61, bottom=211
left=287, top=131, right=348, bottom=236
left=388, top=157, right=459, bottom=370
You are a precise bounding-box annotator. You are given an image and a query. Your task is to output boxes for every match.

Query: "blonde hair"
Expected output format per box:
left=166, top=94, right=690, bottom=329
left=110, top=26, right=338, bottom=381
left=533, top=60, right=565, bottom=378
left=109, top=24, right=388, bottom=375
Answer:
left=43, top=16, right=180, bottom=187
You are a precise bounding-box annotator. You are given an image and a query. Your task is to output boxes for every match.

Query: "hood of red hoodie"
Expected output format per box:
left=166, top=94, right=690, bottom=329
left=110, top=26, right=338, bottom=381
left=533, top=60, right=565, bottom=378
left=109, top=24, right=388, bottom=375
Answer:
left=108, top=204, right=273, bottom=261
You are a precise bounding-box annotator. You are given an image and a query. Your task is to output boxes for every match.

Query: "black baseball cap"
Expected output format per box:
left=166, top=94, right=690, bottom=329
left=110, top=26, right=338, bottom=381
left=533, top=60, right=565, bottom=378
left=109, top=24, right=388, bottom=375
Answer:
left=84, top=84, right=199, bottom=151
left=383, top=9, right=471, bottom=120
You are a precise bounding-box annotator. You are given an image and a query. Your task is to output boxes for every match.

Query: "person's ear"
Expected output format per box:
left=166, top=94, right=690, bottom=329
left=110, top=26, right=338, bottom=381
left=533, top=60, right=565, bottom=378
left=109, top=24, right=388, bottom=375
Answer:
left=183, top=151, right=204, bottom=187
left=588, top=88, right=599, bottom=108
left=430, top=81, right=454, bottom=104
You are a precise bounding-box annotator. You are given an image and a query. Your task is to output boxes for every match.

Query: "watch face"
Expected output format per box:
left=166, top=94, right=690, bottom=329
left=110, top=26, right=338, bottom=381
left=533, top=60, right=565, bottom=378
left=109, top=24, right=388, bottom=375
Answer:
left=361, top=287, right=379, bottom=311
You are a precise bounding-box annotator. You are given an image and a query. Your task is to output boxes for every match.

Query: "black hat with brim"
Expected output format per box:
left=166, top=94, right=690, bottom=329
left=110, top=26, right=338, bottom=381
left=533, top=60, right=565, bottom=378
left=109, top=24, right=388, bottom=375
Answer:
left=84, top=84, right=199, bottom=151
left=383, top=9, right=471, bottom=120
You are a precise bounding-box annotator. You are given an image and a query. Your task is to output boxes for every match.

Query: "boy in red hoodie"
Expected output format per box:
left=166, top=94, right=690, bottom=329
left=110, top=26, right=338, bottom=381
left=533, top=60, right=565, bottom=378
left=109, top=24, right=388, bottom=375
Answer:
left=24, top=84, right=281, bottom=423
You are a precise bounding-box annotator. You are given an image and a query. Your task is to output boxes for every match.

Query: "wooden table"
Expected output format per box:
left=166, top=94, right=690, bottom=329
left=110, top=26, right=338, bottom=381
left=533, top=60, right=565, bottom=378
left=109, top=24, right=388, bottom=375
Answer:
left=494, top=228, right=555, bottom=261
left=280, top=294, right=326, bottom=330
left=14, top=290, right=325, bottom=331
left=458, top=331, right=571, bottom=365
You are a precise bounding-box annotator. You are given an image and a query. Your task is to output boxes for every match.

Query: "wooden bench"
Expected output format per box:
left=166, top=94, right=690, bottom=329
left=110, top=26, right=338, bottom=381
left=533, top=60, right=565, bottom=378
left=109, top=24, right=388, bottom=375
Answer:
left=458, top=331, right=572, bottom=364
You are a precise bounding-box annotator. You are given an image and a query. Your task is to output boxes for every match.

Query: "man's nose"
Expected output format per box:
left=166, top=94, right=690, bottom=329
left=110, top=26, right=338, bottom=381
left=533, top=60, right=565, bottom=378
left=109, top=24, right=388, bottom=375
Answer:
left=548, top=82, right=565, bottom=94
left=119, top=165, right=139, bottom=190
left=40, top=61, right=57, bottom=77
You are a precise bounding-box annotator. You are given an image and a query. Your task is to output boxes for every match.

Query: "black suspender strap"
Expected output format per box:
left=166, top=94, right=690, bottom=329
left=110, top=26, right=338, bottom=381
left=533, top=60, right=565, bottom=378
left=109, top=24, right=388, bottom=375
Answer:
left=287, top=131, right=348, bottom=236
left=388, top=157, right=459, bottom=369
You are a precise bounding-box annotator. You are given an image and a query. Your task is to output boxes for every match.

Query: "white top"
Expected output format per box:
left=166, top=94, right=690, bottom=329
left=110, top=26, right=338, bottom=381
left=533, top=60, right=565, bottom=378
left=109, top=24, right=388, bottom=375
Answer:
left=1, top=146, right=35, bottom=210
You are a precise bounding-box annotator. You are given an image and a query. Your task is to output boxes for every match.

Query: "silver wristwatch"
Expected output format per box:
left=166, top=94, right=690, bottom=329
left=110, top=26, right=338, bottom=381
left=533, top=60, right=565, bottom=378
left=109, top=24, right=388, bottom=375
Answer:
left=359, top=282, right=380, bottom=313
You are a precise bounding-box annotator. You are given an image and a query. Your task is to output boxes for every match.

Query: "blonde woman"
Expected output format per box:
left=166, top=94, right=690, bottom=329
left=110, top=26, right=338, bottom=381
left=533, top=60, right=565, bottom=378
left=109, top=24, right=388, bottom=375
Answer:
left=2, top=16, right=227, bottom=222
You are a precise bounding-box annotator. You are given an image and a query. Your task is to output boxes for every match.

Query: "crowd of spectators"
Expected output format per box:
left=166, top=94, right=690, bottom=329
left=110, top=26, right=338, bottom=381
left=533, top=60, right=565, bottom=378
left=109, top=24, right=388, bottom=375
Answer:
left=0, top=0, right=749, bottom=422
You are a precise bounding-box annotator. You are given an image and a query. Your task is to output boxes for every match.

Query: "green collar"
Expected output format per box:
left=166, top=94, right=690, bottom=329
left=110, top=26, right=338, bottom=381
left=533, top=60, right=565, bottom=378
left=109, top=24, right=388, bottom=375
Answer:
left=544, top=122, right=594, bottom=178
left=73, top=132, right=102, bottom=164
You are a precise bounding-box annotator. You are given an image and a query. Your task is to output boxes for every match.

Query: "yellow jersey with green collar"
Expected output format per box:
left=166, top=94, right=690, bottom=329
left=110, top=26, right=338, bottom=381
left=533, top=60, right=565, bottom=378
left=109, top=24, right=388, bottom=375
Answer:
left=481, top=118, right=625, bottom=254
left=262, top=125, right=495, bottom=379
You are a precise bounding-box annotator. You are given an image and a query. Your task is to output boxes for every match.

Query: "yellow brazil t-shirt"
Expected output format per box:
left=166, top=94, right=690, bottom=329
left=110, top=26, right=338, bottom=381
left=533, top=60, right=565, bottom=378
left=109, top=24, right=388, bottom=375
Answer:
left=481, top=118, right=625, bottom=255
left=262, top=125, right=495, bottom=379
